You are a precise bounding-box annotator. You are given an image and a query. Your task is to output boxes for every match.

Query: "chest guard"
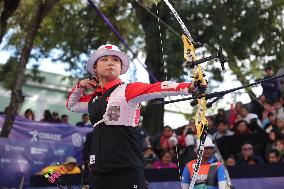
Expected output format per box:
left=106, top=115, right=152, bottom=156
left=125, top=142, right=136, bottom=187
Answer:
left=90, top=84, right=140, bottom=127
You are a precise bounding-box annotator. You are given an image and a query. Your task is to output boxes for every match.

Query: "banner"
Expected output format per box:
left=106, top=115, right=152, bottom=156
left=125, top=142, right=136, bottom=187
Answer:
left=0, top=138, right=76, bottom=188
left=0, top=115, right=92, bottom=164
left=0, top=115, right=92, bottom=188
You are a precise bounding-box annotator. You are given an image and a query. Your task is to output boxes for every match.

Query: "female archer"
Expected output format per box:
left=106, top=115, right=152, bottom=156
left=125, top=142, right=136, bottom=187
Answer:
left=66, top=44, right=203, bottom=189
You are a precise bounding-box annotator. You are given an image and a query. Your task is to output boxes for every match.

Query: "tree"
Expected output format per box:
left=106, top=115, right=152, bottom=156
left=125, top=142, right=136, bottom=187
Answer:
left=0, top=0, right=20, bottom=45
left=0, top=0, right=142, bottom=137
left=131, top=0, right=284, bottom=133
left=1, top=0, right=59, bottom=137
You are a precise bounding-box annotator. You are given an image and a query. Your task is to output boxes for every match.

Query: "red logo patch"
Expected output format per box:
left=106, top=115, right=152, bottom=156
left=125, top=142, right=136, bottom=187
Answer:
left=104, top=45, right=112, bottom=49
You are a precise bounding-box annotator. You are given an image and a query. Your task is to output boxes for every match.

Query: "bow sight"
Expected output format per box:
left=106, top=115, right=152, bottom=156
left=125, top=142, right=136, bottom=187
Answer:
left=184, top=47, right=228, bottom=71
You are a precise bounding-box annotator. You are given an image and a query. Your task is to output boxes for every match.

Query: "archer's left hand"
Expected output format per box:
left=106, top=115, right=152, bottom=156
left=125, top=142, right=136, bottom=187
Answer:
left=190, top=80, right=208, bottom=94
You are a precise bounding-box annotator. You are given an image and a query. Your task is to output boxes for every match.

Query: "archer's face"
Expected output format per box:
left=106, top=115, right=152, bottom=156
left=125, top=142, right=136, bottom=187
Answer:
left=94, top=55, right=122, bottom=81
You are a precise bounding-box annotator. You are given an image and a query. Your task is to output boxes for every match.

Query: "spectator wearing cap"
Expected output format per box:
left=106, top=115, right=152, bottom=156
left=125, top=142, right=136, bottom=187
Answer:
left=181, top=137, right=227, bottom=189
left=38, top=156, right=81, bottom=175
left=261, top=66, right=281, bottom=103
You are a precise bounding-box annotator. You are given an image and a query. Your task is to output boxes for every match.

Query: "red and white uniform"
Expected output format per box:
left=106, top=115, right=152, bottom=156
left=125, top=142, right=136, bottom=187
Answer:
left=67, top=78, right=192, bottom=127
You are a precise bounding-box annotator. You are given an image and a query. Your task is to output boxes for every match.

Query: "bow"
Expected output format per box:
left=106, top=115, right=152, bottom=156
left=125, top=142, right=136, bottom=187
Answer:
left=163, top=1, right=227, bottom=188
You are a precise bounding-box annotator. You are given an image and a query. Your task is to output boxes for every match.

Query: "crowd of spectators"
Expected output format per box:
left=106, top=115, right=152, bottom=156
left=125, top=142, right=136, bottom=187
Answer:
left=2, top=96, right=284, bottom=170
left=1, top=66, right=284, bottom=171
left=142, top=96, right=284, bottom=170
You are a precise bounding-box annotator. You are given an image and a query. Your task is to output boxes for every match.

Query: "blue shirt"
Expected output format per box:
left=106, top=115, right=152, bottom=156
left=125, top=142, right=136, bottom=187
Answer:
left=181, top=157, right=226, bottom=189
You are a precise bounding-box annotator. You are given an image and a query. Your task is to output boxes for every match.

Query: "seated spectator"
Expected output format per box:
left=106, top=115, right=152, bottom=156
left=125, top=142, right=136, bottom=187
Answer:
left=261, top=101, right=274, bottom=121
left=276, top=139, right=284, bottom=162
left=236, top=143, right=263, bottom=165
left=76, top=113, right=92, bottom=127
left=24, top=109, right=35, bottom=121
left=206, top=116, right=217, bottom=135
left=152, top=150, right=177, bottom=169
left=262, top=111, right=277, bottom=131
left=229, top=102, right=244, bottom=125
left=225, top=155, right=236, bottom=167
left=235, top=102, right=244, bottom=113
left=178, top=123, right=196, bottom=148
left=212, top=121, right=234, bottom=141
left=273, top=99, right=284, bottom=121
left=247, top=156, right=262, bottom=165
left=61, top=114, right=69, bottom=124
left=144, top=146, right=158, bottom=169
left=160, top=126, right=177, bottom=149
left=214, top=108, right=227, bottom=124
left=276, top=119, right=284, bottom=132
left=267, top=149, right=281, bottom=164
left=240, top=106, right=262, bottom=127
left=233, top=120, right=253, bottom=135
left=38, top=156, right=81, bottom=175
left=41, top=109, right=52, bottom=122
left=234, top=113, right=243, bottom=124
left=265, top=129, right=281, bottom=155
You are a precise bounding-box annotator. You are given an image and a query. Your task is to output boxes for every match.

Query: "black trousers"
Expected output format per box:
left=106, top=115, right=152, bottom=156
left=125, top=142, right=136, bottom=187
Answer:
left=90, top=169, right=145, bottom=189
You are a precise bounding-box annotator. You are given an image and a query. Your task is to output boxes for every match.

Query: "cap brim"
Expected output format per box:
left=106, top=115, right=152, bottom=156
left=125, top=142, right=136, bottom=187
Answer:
left=87, top=49, right=129, bottom=75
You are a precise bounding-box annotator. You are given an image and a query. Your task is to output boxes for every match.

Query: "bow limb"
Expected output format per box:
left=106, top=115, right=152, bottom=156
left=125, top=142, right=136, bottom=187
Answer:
left=182, top=34, right=208, bottom=139
left=163, top=1, right=209, bottom=188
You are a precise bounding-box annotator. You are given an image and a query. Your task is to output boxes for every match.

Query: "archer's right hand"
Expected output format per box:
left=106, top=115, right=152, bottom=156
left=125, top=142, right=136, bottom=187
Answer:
left=78, top=78, right=98, bottom=90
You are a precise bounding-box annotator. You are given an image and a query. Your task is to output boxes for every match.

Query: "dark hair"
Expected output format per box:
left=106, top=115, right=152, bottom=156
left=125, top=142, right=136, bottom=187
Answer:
left=265, top=66, right=273, bottom=71
left=24, top=109, right=33, bottom=114
left=217, top=120, right=229, bottom=126
left=158, top=150, right=171, bottom=159
left=164, top=126, right=172, bottom=131
left=52, top=111, right=59, bottom=116
left=235, top=120, right=248, bottom=128
left=267, top=111, right=275, bottom=117
left=241, top=142, right=253, bottom=150
left=267, top=149, right=280, bottom=158
left=24, top=109, right=35, bottom=120
left=227, top=154, right=236, bottom=160
left=82, top=113, right=89, bottom=117
left=61, top=114, right=68, bottom=119
left=43, top=110, right=52, bottom=120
